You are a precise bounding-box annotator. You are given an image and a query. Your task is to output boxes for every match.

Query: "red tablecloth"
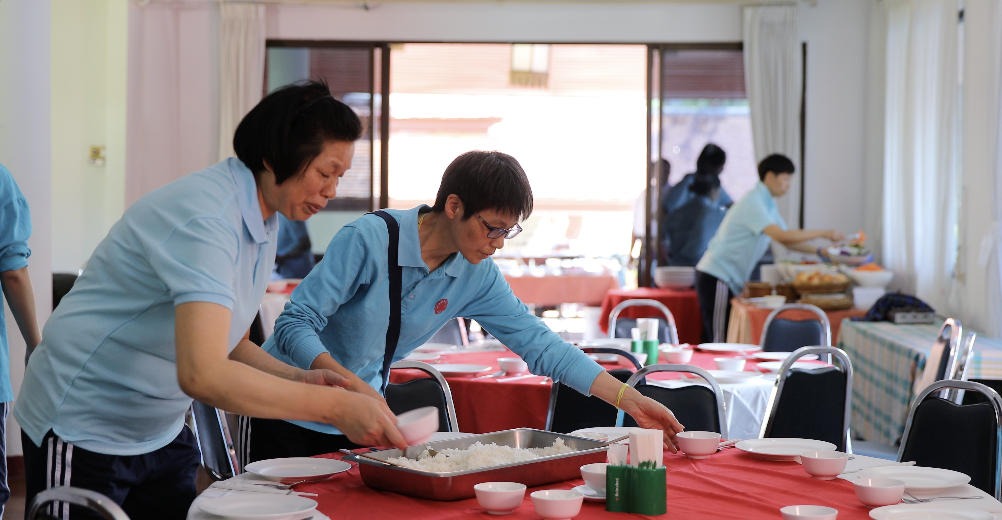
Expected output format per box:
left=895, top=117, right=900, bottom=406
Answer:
left=727, top=298, right=868, bottom=345
left=304, top=448, right=873, bottom=520
left=389, top=348, right=775, bottom=434
left=504, top=274, right=620, bottom=307
left=598, top=288, right=702, bottom=344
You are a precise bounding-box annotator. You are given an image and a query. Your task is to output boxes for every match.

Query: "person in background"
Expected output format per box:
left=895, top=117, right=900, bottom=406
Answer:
left=274, top=213, right=316, bottom=279
left=662, top=143, right=733, bottom=216
left=664, top=173, right=726, bottom=267
left=248, top=150, right=686, bottom=462
left=0, top=164, right=41, bottom=517
left=14, top=81, right=406, bottom=519
left=695, top=154, right=844, bottom=343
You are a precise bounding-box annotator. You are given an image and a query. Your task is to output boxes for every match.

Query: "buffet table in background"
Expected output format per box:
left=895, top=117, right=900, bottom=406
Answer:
left=598, top=288, right=701, bottom=345
left=726, top=298, right=867, bottom=345
left=838, top=319, right=1002, bottom=445
left=502, top=273, right=620, bottom=307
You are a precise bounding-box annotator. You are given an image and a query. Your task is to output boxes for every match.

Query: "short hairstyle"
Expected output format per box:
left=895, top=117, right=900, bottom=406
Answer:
left=757, top=154, right=796, bottom=180
left=695, top=143, right=727, bottom=175
left=233, top=80, right=363, bottom=184
left=688, top=173, right=721, bottom=197
left=432, top=151, right=534, bottom=221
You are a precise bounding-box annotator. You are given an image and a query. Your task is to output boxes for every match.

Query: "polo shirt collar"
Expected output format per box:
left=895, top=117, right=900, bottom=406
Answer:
left=229, top=158, right=276, bottom=244
left=755, top=181, right=777, bottom=210
left=399, top=205, right=463, bottom=277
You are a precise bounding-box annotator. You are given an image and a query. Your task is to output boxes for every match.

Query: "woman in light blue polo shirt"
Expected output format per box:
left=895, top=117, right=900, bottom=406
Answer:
left=249, top=150, right=687, bottom=462
left=14, top=81, right=406, bottom=519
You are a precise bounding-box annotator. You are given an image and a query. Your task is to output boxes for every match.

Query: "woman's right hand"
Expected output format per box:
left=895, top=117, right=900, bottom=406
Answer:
left=329, top=389, right=407, bottom=450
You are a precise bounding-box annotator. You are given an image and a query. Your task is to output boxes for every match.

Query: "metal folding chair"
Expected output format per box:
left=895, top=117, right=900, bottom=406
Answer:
left=189, top=401, right=240, bottom=481
left=388, top=360, right=460, bottom=432
left=28, top=487, right=130, bottom=520
left=607, top=299, right=679, bottom=344
left=545, top=348, right=641, bottom=433
left=615, top=364, right=728, bottom=438
left=759, top=303, right=831, bottom=352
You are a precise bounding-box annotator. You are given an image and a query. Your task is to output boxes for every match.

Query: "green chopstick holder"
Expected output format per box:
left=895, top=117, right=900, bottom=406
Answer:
left=605, top=465, right=631, bottom=512
left=643, top=339, right=659, bottom=366
left=628, top=466, right=667, bottom=516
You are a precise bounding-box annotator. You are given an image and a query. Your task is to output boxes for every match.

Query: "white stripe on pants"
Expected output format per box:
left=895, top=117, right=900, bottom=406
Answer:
left=712, top=280, right=729, bottom=343
left=46, top=436, right=74, bottom=520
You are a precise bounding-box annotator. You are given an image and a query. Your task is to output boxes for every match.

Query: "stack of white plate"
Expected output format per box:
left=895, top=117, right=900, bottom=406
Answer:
left=654, top=266, right=695, bottom=290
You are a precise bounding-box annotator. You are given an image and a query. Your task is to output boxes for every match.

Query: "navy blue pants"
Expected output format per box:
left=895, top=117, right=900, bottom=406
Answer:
left=695, top=270, right=733, bottom=343
left=22, top=426, right=200, bottom=520
left=0, top=402, right=10, bottom=518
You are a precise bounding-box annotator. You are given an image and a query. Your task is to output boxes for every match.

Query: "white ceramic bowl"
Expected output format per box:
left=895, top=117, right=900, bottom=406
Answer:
left=396, top=406, right=439, bottom=446
left=714, top=357, right=746, bottom=371
left=474, top=482, right=527, bottom=515
left=800, top=451, right=848, bottom=480
left=676, top=431, right=721, bottom=459
left=662, top=348, right=693, bottom=364
left=630, top=352, right=648, bottom=365
left=847, top=269, right=894, bottom=288
left=780, top=505, right=838, bottom=520
left=579, top=463, right=607, bottom=494
left=531, top=490, right=584, bottom=520
left=853, top=477, right=905, bottom=507
left=761, top=295, right=787, bottom=309
left=498, top=357, right=528, bottom=375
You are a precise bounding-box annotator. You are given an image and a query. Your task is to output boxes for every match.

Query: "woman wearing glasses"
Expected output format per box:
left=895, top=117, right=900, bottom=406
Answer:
left=249, top=150, right=685, bottom=462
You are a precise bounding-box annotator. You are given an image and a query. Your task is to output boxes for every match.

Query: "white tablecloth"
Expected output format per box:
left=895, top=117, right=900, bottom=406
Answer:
left=259, top=292, right=290, bottom=340
left=647, top=376, right=774, bottom=440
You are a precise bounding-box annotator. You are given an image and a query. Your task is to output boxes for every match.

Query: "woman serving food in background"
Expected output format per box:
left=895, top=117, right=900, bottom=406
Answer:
left=249, top=150, right=686, bottom=463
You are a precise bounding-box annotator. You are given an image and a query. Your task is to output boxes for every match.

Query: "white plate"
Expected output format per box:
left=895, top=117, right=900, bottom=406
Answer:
left=706, top=370, right=763, bottom=384
left=735, top=438, right=837, bottom=461
left=578, top=339, right=633, bottom=349
left=856, top=466, right=971, bottom=493
left=572, top=484, right=605, bottom=502
left=697, top=343, right=762, bottom=353
left=570, top=427, right=633, bottom=443
left=414, top=342, right=459, bottom=353
left=869, top=505, right=992, bottom=520
left=756, top=361, right=827, bottom=373
left=245, top=457, right=351, bottom=483
left=753, top=352, right=819, bottom=362
left=588, top=353, right=621, bottom=363
left=198, top=495, right=317, bottom=520
left=403, top=352, right=440, bottom=362
left=432, top=364, right=492, bottom=376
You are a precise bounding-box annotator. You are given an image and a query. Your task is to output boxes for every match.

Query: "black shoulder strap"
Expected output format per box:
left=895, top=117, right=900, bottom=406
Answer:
left=371, top=210, right=402, bottom=393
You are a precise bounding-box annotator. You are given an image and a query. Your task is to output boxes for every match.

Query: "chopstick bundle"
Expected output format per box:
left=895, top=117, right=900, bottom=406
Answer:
left=629, top=428, right=663, bottom=469
left=606, top=443, right=631, bottom=512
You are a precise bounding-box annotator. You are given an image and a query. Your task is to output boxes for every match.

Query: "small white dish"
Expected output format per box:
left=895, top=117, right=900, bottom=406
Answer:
left=869, top=505, right=992, bottom=520
left=661, top=348, right=694, bottom=364
left=677, top=431, right=721, bottom=459
left=198, top=495, right=317, bottom=520
left=474, top=481, right=527, bottom=515
left=530, top=489, right=584, bottom=520
left=698, top=343, right=762, bottom=353
left=579, top=463, right=607, bottom=494
left=498, top=357, right=528, bottom=375
left=403, top=352, right=440, bottom=362
left=780, top=505, right=838, bottom=520
left=736, top=439, right=837, bottom=461
left=396, top=406, right=439, bottom=446
left=855, top=466, right=971, bottom=493
left=587, top=353, right=621, bottom=363
left=430, top=364, right=492, bottom=376
left=800, top=450, right=849, bottom=480
left=714, top=357, right=746, bottom=371
left=853, top=477, right=905, bottom=508
left=571, top=484, right=605, bottom=502
left=244, top=457, right=351, bottom=484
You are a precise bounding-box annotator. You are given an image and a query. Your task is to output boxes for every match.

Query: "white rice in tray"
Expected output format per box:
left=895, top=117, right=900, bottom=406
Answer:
left=386, top=438, right=575, bottom=473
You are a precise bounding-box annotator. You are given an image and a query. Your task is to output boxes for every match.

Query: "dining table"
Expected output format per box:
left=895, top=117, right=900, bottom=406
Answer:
left=726, top=298, right=868, bottom=345
left=838, top=318, right=1002, bottom=446
left=598, top=288, right=702, bottom=345
left=187, top=448, right=1002, bottom=520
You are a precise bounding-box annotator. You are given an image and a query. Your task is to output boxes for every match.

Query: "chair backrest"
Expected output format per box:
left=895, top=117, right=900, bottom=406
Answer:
left=760, top=303, right=832, bottom=352
left=608, top=299, right=679, bottom=344
left=546, top=369, right=634, bottom=433
left=760, top=346, right=853, bottom=451
left=898, top=379, right=1002, bottom=499
left=913, top=318, right=964, bottom=397
left=387, top=361, right=459, bottom=432
left=28, top=486, right=130, bottom=520
left=615, top=364, right=728, bottom=439
left=190, top=401, right=240, bottom=481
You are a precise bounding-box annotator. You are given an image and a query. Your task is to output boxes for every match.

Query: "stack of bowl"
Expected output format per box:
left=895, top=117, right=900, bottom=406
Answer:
left=654, top=266, right=695, bottom=290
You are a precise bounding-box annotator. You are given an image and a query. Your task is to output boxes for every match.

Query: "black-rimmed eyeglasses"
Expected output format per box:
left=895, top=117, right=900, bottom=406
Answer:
left=476, top=214, right=523, bottom=239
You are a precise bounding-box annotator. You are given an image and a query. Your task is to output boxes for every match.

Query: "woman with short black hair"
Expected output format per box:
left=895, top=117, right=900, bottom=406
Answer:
left=248, top=150, right=686, bottom=462
left=14, top=81, right=406, bottom=519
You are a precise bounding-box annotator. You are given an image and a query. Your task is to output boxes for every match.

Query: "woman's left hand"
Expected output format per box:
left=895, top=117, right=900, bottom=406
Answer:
left=300, top=369, right=352, bottom=389
left=620, top=392, right=685, bottom=453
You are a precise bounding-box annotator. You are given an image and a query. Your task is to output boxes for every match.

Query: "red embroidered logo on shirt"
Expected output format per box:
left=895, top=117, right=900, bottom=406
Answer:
left=434, top=299, right=448, bottom=314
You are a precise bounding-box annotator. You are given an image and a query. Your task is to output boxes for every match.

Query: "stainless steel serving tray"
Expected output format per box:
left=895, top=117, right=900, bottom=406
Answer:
left=344, top=428, right=608, bottom=501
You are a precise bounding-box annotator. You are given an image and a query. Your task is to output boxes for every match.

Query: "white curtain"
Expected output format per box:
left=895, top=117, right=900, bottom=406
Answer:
left=882, top=0, right=960, bottom=313
left=742, top=5, right=803, bottom=230
left=217, top=3, right=265, bottom=161
left=978, top=0, right=1002, bottom=337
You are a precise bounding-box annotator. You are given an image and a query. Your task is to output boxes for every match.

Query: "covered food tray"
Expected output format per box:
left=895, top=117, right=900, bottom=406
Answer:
left=345, top=428, right=608, bottom=501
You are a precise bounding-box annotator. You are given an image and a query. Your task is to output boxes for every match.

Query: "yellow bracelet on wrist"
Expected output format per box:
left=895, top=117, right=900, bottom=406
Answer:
left=615, top=382, right=629, bottom=410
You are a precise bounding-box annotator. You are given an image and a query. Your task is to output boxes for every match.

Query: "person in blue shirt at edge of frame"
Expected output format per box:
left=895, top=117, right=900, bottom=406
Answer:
left=13, top=81, right=409, bottom=520
left=664, top=173, right=727, bottom=267
left=247, top=150, right=687, bottom=463
left=0, top=164, right=42, bottom=518
left=694, top=153, right=845, bottom=344
left=273, top=213, right=316, bottom=280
